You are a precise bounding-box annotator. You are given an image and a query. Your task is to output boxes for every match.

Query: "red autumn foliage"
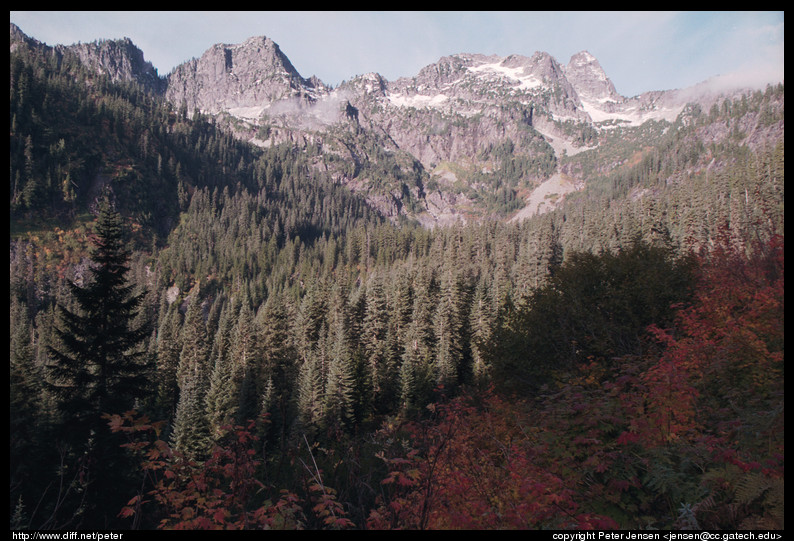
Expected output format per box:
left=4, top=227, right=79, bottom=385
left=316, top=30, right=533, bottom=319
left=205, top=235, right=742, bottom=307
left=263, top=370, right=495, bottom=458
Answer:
left=366, top=236, right=783, bottom=530
left=366, top=389, right=619, bottom=530
left=106, top=412, right=353, bottom=530
left=533, top=235, right=784, bottom=529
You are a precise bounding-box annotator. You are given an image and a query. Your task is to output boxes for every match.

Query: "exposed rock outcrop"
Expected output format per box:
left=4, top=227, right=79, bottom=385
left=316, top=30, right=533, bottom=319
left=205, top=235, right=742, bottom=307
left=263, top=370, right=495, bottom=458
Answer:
left=165, top=35, right=328, bottom=117
left=10, top=23, right=165, bottom=95
left=62, top=37, right=166, bottom=95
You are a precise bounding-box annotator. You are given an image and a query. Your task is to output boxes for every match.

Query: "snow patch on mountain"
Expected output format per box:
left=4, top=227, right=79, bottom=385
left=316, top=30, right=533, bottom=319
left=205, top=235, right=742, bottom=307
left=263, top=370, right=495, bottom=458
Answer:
left=579, top=97, right=686, bottom=126
left=511, top=173, right=583, bottom=222
left=466, top=61, right=543, bottom=90
left=387, top=92, right=450, bottom=108
left=227, top=105, right=267, bottom=120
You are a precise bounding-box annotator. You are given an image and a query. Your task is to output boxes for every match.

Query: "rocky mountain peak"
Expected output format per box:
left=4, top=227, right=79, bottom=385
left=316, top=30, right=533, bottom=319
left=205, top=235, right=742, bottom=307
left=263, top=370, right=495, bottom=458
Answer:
left=409, top=53, right=476, bottom=88
left=527, top=51, right=566, bottom=78
left=565, top=50, right=621, bottom=103
left=10, top=24, right=165, bottom=95
left=62, top=37, right=166, bottom=94
left=9, top=23, right=36, bottom=51
left=223, top=35, right=301, bottom=80
left=165, top=34, right=327, bottom=118
left=341, top=72, right=388, bottom=98
left=569, top=50, right=598, bottom=66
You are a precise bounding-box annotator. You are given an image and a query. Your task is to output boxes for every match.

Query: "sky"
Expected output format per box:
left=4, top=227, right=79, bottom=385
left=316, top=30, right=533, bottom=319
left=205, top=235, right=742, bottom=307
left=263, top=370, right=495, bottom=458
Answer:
left=9, top=11, right=785, bottom=98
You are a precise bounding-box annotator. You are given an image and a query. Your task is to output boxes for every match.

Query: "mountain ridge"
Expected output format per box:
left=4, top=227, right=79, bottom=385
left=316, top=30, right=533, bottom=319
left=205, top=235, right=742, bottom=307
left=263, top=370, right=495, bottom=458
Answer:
left=11, top=23, right=750, bottom=134
left=9, top=23, right=783, bottom=226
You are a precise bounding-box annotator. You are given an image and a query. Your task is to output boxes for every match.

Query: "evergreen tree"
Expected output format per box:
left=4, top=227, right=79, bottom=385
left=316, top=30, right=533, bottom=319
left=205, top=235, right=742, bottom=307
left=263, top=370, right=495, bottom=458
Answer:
left=362, top=273, right=391, bottom=405
left=388, top=267, right=415, bottom=366
left=469, top=276, right=495, bottom=387
left=175, top=296, right=211, bottom=391
left=295, top=280, right=328, bottom=360
left=296, top=355, right=324, bottom=438
left=399, top=269, right=437, bottom=410
left=170, top=370, right=212, bottom=459
left=256, top=293, right=298, bottom=445
left=10, top=298, right=42, bottom=506
left=204, top=343, right=236, bottom=442
left=44, top=197, right=152, bottom=527
left=205, top=297, right=237, bottom=440
left=318, top=284, right=355, bottom=431
left=46, top=198, right=151, bottom=440
left=433, top=268, right=467, bottom=389
left=324, top=315, right=355, bottom=432
left=232, top=301, right=260, bottom=425
left=171, top=297, right=211, bottom=456
left=154, top=299, right=182, bottom=421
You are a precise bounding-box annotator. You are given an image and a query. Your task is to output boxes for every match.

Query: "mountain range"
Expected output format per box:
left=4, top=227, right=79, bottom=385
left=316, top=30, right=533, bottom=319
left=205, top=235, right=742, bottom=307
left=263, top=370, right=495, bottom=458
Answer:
left=9, top=23, right=783, bottom=226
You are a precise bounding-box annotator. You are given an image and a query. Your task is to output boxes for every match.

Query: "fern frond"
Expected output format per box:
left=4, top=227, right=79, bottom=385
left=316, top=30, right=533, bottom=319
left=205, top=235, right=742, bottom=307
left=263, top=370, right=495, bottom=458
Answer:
left=733, top=471, right=771, bottom=505
left=759, top=476, right=784, bottom=529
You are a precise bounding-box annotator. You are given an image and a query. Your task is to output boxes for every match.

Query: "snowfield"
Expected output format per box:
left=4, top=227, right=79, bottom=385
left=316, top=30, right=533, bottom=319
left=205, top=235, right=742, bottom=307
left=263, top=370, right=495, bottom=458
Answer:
left=511, top=172, right=583, bottom=222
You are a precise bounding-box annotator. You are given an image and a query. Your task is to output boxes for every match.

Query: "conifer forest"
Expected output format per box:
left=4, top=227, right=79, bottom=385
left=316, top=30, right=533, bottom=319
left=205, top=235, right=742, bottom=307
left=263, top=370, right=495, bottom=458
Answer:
left=9, top=39, right=784, bottom=530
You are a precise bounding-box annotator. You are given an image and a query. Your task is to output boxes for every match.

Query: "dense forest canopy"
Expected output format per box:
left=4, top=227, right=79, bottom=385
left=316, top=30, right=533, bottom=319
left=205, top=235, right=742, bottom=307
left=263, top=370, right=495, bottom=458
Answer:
left=9, top=42, right=784, bottom=530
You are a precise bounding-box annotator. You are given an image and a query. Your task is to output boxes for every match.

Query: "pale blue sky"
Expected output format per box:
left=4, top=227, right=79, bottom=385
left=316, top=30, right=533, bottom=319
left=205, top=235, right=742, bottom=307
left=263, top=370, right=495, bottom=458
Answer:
left=9, top=11, right=784, bottom=97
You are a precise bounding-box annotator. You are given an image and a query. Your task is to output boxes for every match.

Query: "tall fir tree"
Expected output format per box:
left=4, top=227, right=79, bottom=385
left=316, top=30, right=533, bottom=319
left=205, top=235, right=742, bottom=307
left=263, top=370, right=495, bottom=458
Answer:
left=322, top=285, right=355, bottom=432
left=154, top=299, right=183, bottom=421
left=44, top=197, right=152, bottom=527
left=205, top=297, right=237, bottom=440
left=296, top=354, right=324, bottom=438
left=469, top=276, right=495, bottom=387
left=10, top=298, right=41, bottom=509
left=433, top=268, right=467, bottom=389
left=362, top=273, right=390, bottom=402
left=256, top=293, right=298, bottom=445
left=171, top=296, right=211, bottom=456
left=46, top=197, right=152, bottom=441
left=232, top=301, right=260, bottom=425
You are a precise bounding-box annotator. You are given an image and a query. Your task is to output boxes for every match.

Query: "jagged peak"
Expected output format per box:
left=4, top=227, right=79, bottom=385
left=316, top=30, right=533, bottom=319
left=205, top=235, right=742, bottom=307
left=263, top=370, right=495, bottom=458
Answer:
left=165, top=33, right=330, bottom=116
left=501, top=54, right=536, bottom=68
left=343, top=72, right=387, bottom=92
left=65, top=36, right=148, bottom=63
left=10, top=23, right=44, bottom=52
left=9, top=22, right=26, bottom=41
left=565, top=50, right=621, bottom=103
left=565, top=50, right=610, bottom=82
left=569, top=50, right=598, bottom=65
left=218, top=35, right=287, bottom=61
left=191, top=35, right=307, bottom=82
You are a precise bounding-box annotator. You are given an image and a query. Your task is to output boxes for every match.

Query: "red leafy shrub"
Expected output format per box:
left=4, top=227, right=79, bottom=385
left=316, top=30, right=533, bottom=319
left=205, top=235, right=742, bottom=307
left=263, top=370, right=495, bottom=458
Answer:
left=366, top=388, right=618, bottom=530
left=534, top=235, right=784, bottom=529
left=107, top=412, right=353, bottom=529
left=367, top=236, right=783, bottom=530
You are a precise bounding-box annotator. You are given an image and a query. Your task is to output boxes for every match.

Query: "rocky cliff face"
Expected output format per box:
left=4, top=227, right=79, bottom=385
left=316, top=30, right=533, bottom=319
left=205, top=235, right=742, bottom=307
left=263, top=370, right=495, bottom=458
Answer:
left=9, top=23, right=39, bottom=52
left=62, top=37, right=166, bottom=95
left=10, top=23, right=165, bottom=95
left=165, top=35, right=328, bottom=117
left=565, top=51, right=621, bottom=104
